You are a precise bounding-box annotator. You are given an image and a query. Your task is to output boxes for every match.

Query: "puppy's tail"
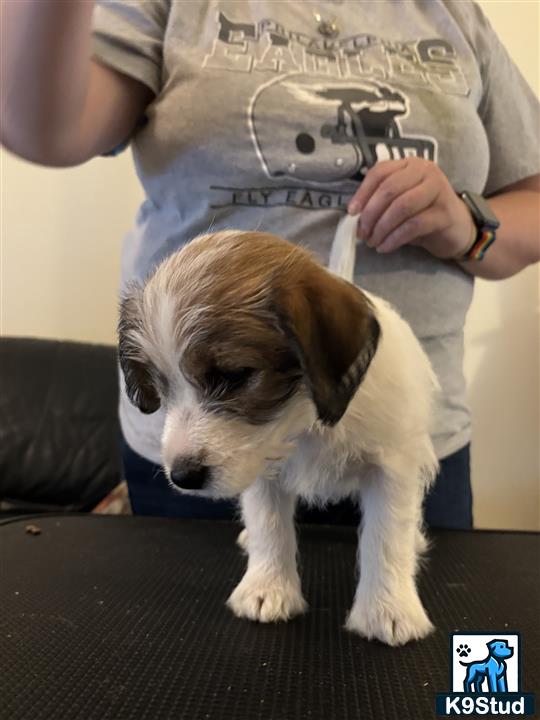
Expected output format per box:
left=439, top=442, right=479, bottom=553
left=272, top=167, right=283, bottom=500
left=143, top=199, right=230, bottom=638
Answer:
left=328, top=212, right=361, bottom=283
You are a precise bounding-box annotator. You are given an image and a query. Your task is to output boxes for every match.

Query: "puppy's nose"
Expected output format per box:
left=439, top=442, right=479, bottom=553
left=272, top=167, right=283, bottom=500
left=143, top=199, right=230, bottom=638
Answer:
left=170, top=457, right=210, bottom=490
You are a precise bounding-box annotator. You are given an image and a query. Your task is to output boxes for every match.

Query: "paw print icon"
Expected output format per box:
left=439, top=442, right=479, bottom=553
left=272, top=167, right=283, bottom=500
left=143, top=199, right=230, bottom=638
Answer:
left=456, top=644, right=471, bottom=658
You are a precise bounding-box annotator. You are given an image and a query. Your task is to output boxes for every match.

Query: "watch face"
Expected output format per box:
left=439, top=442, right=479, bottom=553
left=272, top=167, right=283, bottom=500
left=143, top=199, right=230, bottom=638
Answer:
left=462, top=192, right=500, bottom=229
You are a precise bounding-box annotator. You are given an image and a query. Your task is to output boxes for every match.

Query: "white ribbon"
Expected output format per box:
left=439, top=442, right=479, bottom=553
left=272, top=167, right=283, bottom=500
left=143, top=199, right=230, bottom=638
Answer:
left=328, top=212, right=361, bottom=283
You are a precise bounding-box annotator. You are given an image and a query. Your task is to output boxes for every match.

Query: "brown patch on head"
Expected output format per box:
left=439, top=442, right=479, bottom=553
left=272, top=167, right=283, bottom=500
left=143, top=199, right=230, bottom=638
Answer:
left=273, top=265, right=380, bottom=425
left=183, top=321, right=302, bottom=424
left=142, top=231, right=380, bottom=425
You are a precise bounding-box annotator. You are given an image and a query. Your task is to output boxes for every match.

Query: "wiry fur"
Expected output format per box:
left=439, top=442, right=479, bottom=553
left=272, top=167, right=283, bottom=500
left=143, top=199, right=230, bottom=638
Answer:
left=118, top=230, right=439, bottom=646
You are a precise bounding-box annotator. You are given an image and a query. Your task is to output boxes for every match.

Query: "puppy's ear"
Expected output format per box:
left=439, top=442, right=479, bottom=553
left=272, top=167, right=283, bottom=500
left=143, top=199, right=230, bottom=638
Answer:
left=273, top=268, right=380, bottom=426
left=118, top=289, right=161, bottom=415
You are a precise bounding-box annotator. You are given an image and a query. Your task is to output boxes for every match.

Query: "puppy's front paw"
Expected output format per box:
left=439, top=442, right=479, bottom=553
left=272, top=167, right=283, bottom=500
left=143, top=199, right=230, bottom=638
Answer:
left=227, top=570, right=307, bottom=623
left=345, top=589, right=433, bottom=646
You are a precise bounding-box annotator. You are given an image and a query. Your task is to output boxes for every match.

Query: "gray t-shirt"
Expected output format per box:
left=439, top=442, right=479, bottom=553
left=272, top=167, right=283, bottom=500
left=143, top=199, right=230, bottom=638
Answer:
left=92, top=0, right=539, bottom=465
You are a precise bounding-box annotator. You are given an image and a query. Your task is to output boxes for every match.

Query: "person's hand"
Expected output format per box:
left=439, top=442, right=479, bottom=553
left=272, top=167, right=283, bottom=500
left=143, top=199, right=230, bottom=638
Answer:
left=347, top=158, right=475, bottom=259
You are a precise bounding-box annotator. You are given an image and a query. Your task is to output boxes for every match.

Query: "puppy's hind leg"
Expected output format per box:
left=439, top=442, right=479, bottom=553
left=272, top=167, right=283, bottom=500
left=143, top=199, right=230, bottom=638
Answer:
left=227, top=476, right=307, bottom=623
left=346, top=464, right=434, bottom=646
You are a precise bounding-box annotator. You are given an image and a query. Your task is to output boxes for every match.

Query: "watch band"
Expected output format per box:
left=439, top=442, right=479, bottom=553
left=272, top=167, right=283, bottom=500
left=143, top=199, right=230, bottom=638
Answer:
left=458, top=191, right=499, bottom=261
left=460, top=227, right=497, bottom=261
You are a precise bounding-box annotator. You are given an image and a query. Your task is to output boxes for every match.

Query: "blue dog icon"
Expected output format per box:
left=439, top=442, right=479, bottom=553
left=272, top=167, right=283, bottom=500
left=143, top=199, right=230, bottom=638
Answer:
left=460, top=639, right=514, bottom=692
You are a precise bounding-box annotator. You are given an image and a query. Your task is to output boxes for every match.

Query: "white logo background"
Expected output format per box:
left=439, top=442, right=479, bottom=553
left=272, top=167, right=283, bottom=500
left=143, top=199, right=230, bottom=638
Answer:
left=452, top=633, right=519, bottom=692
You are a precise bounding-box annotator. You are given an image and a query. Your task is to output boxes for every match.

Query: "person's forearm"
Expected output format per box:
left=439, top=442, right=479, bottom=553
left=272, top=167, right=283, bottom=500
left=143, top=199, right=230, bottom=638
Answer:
left=458, top=184, right=540, bottom=280
left=0, top=0, right=95, bottom=163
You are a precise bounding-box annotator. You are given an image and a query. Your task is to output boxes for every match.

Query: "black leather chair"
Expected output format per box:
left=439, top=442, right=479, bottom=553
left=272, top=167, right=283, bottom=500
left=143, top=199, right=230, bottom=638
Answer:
left=0, top=336, right=121, bottom=513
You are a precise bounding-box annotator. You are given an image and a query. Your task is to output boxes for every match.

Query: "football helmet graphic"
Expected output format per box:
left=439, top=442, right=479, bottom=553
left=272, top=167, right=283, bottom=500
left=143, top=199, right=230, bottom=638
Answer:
left=250, top=74, right=436, bottom=183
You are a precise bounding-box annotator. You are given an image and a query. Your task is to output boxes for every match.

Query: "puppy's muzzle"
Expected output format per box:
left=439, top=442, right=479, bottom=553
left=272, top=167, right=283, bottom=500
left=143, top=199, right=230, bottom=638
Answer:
left=170, top=456, right=210, bottom=491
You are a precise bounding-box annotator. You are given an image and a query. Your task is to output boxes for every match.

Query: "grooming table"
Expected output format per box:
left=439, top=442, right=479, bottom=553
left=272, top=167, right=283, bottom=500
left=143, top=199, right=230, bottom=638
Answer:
left=1, top=516, right=538, bottom=720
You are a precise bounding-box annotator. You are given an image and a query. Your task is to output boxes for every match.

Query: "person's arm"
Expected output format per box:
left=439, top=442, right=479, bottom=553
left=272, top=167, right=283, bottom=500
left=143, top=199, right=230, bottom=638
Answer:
left=457, top=175, right=540, bottom=280
left=0, top=0, right=153, bottom=167
left=348, top=159, right=540, bottom=281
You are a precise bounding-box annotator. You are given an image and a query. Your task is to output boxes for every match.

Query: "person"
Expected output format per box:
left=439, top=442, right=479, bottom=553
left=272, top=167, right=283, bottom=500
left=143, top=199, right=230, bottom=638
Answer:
left=2, top=1, right=539, bottom=529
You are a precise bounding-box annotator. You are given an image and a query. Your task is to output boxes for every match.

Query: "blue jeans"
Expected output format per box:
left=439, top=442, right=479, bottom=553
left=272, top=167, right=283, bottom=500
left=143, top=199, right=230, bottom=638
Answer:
left=120, top=435, right=473, bottom=529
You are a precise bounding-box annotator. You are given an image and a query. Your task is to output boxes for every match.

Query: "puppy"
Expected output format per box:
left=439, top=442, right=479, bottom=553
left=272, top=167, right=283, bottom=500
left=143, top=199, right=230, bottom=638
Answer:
left=118, top=228, right=439, bottom=646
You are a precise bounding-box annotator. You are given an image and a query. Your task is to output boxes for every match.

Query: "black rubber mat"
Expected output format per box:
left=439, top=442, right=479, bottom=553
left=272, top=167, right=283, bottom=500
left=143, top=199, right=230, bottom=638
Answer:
left=1, top=516, right=538, bottom=720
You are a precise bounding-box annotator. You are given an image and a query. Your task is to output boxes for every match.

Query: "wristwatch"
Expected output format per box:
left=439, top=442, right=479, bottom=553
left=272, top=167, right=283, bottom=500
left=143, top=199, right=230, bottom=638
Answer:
left=457, top=191, right=500, bottom=261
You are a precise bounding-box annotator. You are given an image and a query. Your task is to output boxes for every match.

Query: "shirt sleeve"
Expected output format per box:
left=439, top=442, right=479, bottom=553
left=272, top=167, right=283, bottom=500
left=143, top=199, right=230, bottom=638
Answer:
left=91, top=0, right=167, bottom=98
left=446, top=1, right=540, bottom=196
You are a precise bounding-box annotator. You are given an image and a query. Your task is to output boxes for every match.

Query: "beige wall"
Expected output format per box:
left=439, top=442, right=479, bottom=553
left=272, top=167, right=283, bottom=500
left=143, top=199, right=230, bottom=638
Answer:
left=461, top=0, right=539, bottom=531
left=1, top=2, right=539, bottom=529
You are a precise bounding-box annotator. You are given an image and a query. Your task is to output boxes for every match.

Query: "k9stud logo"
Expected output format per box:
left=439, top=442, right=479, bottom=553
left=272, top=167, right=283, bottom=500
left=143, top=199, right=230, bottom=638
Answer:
left=436, top=633, right=535, bottom=716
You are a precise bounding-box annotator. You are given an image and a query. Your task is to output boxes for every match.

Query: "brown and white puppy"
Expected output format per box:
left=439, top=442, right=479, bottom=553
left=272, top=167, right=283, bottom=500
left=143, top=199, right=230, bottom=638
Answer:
left=119, top=229, right=439, bottom=646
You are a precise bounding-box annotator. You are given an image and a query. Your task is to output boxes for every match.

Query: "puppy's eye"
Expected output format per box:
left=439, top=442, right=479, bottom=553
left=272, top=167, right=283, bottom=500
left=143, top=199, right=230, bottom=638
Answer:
left=205, top=366, right=254, bottom=393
